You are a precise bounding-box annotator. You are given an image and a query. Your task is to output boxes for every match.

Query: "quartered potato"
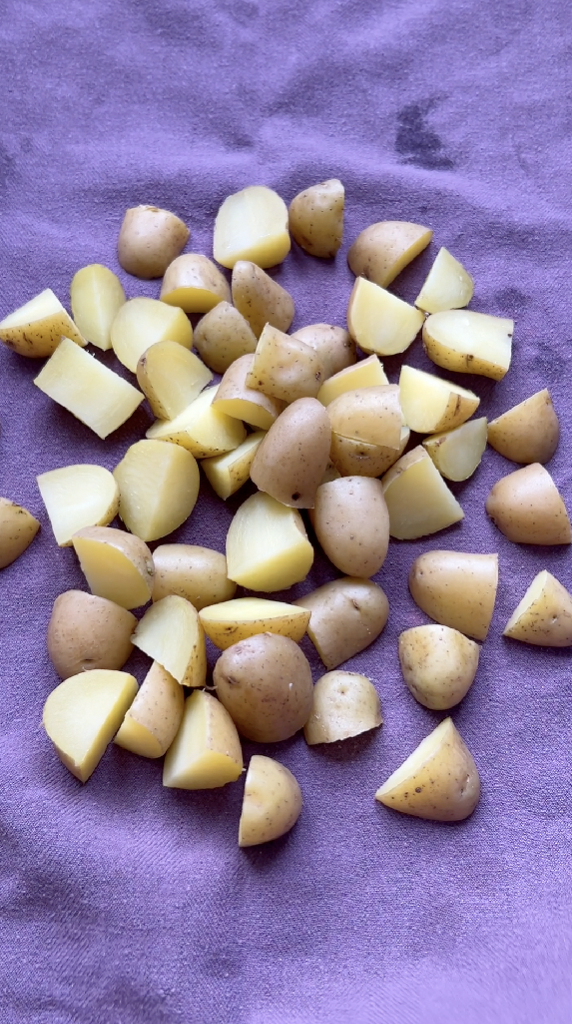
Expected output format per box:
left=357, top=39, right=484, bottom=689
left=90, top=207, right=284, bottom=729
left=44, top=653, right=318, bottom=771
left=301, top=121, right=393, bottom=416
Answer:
left=225, top=491, right=314, bottom=592
left=70, top=264, right=126, bottom=351
left=250, top=398, right=331, bottom=508
left=423, top=417, right=488, bottom=482
left=110, top=296, right=192, bottom=372
left=409, top=550, right=498, bottom=641
left=47, top=591, right=136, bottom=679
left=246, top=323, right=325, bottom=403
left=72, top=526, right=155, bottom=610
left=0, top=498, right=40, bottom=569
left=213, top=185, right=290, bottom=269
left=486, top=463, right=571, bottom=545
left=117, top=204, right=190, bottom=279
left=0, top=288, right=86, bottom=358
left=162, top=690, right=243, bottom=789
left=415, top=247, right=474, bottom=313
left=152, top=544, right=236, bottom=608
left=231, top=260, right=295, bottom=337
left=160, top=254, right=231, bottom=313
left=294, top=577, right=389, bottom=669
left=382, top=446, right=464, bottom=540
left=398, top=624, right=479, bottom=710
left=311, top=477, right=390, bottom=577
left=113, top=439, right=200, bottom=542
left=326, top=384, right=403, bottom=450
left=347, top=221, right=432, bottom=287
left=347, top=278, right=424, bottom=356
left=304, top=671, right=382, bottom=745
left=288, top=179, right=344, bottom=258
left=192, top=302, right=258, bottom=374
left=317, top=354, right=389, bottom=406
left=291, top=324, right=356, bottom=379
left=399, top=364, right=480, bottom=434
left=146, top=386, right=247, bottom=459
left=37, top=464, right=119, bottom=546
left=213, top=353, right=285, bottom=431
left=503, top=570, right=572, bottom=647
left=199, top=597, right=310, bottom=649
left=132, top=595, right=207, bottom=688
left=202, top=432, right=265, bottom=500
left=115, top=662, right=185, bottom=759
left=238, top=756, right=302, bottom=847
left=423, top=310, right=513, bottom=380
left=330, top=427, right=409, bottom=478
left=487, top=389, right=559, bottom=464
left=136, top=341, right=213, bottom=421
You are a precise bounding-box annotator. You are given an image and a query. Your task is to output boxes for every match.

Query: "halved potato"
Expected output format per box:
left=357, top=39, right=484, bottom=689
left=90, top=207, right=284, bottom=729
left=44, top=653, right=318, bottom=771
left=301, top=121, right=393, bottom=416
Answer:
left=231, top=260, right=295, bottom=337
left=317, top=354, right=389, bottom=406
left=304, top=671, right=382, bottom=744
left=192, top=302, right=258, bottom=374
left=347, top=278, right=424, bottom=356
left=146, top=386, right=247, bottom=459
left=291, top=324, right=355, bottom=379
left=238, top=756, right=302, bottom=847
left=398, top=624, right=479, bottom=710
left=110, top=296, right=192, bottom=372
left=113, top=439, right=200, bottom=542
left=250, top=398, right=331, bottom=508
left=487, top=389, right=559, bottom=464
left=199, top=597, right=310, bottom=649
left=423, top=417, right=488, bottom=482
left=114, top=662, right=185, bottom=758
left=152, top=544, right=236, bottom=608
left=36, top=464, right=119, bottom=546
left=117, top=205, right=190, bottom=279
left=326, top=385, right=403, bottom=450
left=47, top=591, right=136, bottom=679
left=347, top=221, right=432, bottom=287
left=136, top=341, right=213, bottom=421
left=0, top=498, right=40, bottom=569
left=202, top=432, right=265, bottom=500
left=503, top=570, right=572, bottom=646
left=132, top=594, right=206, bottom=688
left=225, top=491, right=314, bottom=592
left=288, top=179, right=344, bottom=258
left=72, top=526, right=155, bottom=610
left=213, top=185, right=290, bottom=269
left=160, top=253, right=231, bottom=313
left=399, top=365, right=480, bottom=434
left=0, top=288, right=86, bottom=357
left=408, top=550, right=498, bottom=641
left=423, top=310, right=513, bottom=380
left=294, top=577, right=389, bottom=669
left=70, top=265, right=126, bottom=351
left=414, top=247, right=474, bottom=313
left=212, top=353, right=285, bottom=430
left=485, top=463, right=571, bottom=545
left=311, top=477, right=390, bottom=577
left=330, top=426, right=409, bottom=478
left=246, top=323, right=325, bottom=403
left=163, top=690, right=243, bottom=789
left=381, top=446, right=464, bottom=539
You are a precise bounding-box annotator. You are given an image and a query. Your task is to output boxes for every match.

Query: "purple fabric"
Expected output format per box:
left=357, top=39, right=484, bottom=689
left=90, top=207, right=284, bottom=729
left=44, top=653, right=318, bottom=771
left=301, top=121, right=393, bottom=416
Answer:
left=1, top=1, right=571, bottom=1021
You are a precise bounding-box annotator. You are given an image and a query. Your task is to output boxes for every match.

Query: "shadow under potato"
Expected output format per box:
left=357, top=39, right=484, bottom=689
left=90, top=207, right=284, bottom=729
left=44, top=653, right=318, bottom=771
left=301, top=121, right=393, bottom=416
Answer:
left=306, top=727, right=378, bottom=762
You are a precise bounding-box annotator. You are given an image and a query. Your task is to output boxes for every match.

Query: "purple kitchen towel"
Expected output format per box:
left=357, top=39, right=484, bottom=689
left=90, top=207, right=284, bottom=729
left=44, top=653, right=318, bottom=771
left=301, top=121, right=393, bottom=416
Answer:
left=1, top=1, right=572, bottom=1021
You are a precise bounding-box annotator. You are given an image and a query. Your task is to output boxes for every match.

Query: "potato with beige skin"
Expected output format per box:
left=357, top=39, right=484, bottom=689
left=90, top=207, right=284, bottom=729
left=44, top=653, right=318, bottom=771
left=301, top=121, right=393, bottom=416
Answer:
left=136, top=342, right=213, bottom=421
left=152, top=544, right=236, bottom=608
left=213, top=633, right=313, bottom=743
left=226, top=492, right=314, bottom=592
left=246, top=323, right=325, bottom=403
left=250, top=398, right=331, bottom=508
left=0, top=288, right=87, bottom=358
left=192, top=302, right=258, bottom=374
left=47, top=591, right=136, bottom=679
left=304, top=672, right=382, bottom=745
left=398, top=624, right=479, bottom=710
left=146, top=386, right=247, bottom=460
left=486, top=463, right=571, bottom=545
left=72, top=526, right=155, bottom=610
left=408, top=550, right=498, bottom=641
left=160, top=254, right=231, bottom=313
left=231, top=261, right=295, bottom=338
left=382, top=447, right=464, bottom=540
left=327, top=385, right=403, bottom=450
left=294, top=577, right=389, bottom=669
left=330, top=427, right=410, bottom=479
left=311, top=477, right=390, bottom=578
left=238, top=756, right=302, bottom=847
left=291, top=324, right=355, bottom=380
left=212, top=353, right=285, bottom=431
left=117, top=205, right=190, bottom=279
left=163, top=690, right=243, bottom=790
left=0, top=498, right=40, bottom=569
left=114, top=439, right=200, bottom=543
left=348, top=221, right=433, bottom=287
left=422, top=310, right=513, bottom=381
left=503, top=570, right=572, bottom=647
left=114, top=662, right=185, bottom=759
left=288, top=179, right=344, bottom=258
left=199, top=597, right=310, bottom=650
left=487, top=389, right=559, bottom=465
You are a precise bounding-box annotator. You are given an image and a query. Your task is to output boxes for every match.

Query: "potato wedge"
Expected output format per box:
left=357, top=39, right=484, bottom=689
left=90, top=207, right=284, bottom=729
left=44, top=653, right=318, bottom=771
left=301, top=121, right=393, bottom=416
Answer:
left=294, top=577, right=389, bottom=669
left=213, top=353, right=285, bottom=431
left=399, top=365, right=480, bottom=434
left=199, top=597, right=310, bottom=650
left=110, top=296, right=192, bottom=372
left=238, top=756, right=302, bottom=847
left=213, top=185, right=290, bottom=269
left=202, top=432, right=265, bottom=500
left=398, top=624, right=479, bottom=710
left=136, top=341, right=213, bottom=421
left=132, top=595, right=206, bottom=688
left=246, top=323, right=325, bottom=403
left=423, top=310, right=513, bottom=380
left=146, top=386, right=247, bottom=459
left=381, top=446, right=464, bottom=540
left=47, top=591, right=136, bottom=679
left=192, top=302, right=258, bottom=374
left=291, top=324, right=355, bottom=380
left=37, top=464, right=119, bottom=546
left=423, top=417, right=488, bottom=482
left=114, top=662, right=184, bottom=758
left=414, top=247, right=474, bottom=313
left=0, top=288, right=86, bottom=358
left=0, top=498, right=40, bottom=569
left=288, top=179, right=344, bottom=258
left=226, top=491, right=314, bottom=592
left=311, top=477, right=390, bottom=577
left=72, top=526, right=154, bottom=609
left=330, top=426, right=409, bottom=478
left=250, top=398, right=331, bottom=508
left=117, top=205, right=190, bottom=279
left=486, top=463, right=571, bottom=545
left=503, top=570, right=572, bottom=646
left=347, top=277, right=424, bottom=357
left=163, top=690, right=243, bottom=789
left=408, top=550, right=498, bottom=641
left=113, top=439, right=200, bottom=542
left=487, top=389, right=559, bottom=464
left=152, top=544, right=236, bottom=608
left=70, top=264, right=126, bottom=352
left=347, top=221, right=432, bottom=287
left=317, top=354, right=389, bottom=406
left=304, top=671, right=382, bottom=744
left=160, top=253, right=230, bottom=313
left=231, top=260, right=295, bottom=338
left=326, top=385, right=403, bottom=450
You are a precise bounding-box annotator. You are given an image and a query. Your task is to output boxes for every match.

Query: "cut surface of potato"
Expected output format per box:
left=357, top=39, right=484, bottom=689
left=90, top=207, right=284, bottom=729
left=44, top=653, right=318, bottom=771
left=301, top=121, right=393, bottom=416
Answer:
left=146, top=386, right=247, bottom=460
left=487, top=389, right=559, bottom=465
left=136, top=341, right=213, bottom=421
left=225, top=492, right=314, bottom=592
left=250, top=398, right=331, bottom=508
left=317, top=354, right=389, bottom=406
left=347, top=221, right=432, bottom=287
left=231, top=261, right=295, bottom=338
left=485, top=463, right=571, bottom=545
left=47, top=591, right=136, bottom=679
left=327, top=384, right=403, bottom=450
left=70, top=264, right=126, bottom=352
left=117, top=205, right=190, bottom=279
left=163, top=690, right=243, bottom=789
left=288, top=179, right=344, bottom=258
left=213, top=353, right=285, bottom=431
left=114, top=440, right=200, bottom=542
left=238, top=756, right=302, bottom=847
left=213, top=185, right=290, bottom=269
left=0, top=498, right=40, bottom=569
left=110, top=296, right=192, bottom=372
left=37, top=464, right=119, bottom=546
left=399, top=364, right=480, bottom=434
left=132, top=594, right=206, bottom=688
left=160, top=253, right=231, bottom=313
left=192, top=302, right=258, bottom=374
left=199, top=597, right=310, bottom=650
left=0, top=288, right=87, bottom=358
left=202, top=431, right=265, bottom=500
left=423, top=310, right=513, bottom=380
left=347, top=277, right=424, bottom=356
left=114, top=662, right=184, bottom=758
left=152, top=544, right=236, bottom=608
left=503, top=570, right=572, bottom=647
left=72, top=526, right=154, bottom=610
left=382, top=446, right=464, bottom=540
left=246, top=323, right=325, bottom=403
left=414, top=247, right=474, bottom=313
left=304, top=671, right=382, bottom=745
left=423, top=417, right=488, bottom=482
left=409, top=550, right=498, bottom=641
left=398, top=624, right=479, bottom=710
left=294, top=577, right=389, bottom=669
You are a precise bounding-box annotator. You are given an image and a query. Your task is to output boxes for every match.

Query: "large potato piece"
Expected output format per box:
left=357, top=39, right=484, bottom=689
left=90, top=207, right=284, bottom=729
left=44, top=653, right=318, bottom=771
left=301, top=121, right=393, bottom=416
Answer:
left=72, top=526, right=155, bottom=610
left=398, top=624, right=479, bottom=710
left=213, top=353, right=285, bottom=431
left=152, top=544, right=236, bottom=608
left=146, top=386, right=247, bottom=459
left=317, top=354, right=389, bottom=406
left=423, top=310, right=513, bottom=380
left=347, top=278, right=424, bottom=357
left=408, top=550, right=498, bottom=641
left=132, top=595, right=206, bottom=688
left=347, top=221, right=432, bottom=287
left=375, top=717, right=480, bottom=822
left=246, top=324, right=325, bottom=403
left=113, top=439, right=200, bottom=542
left=330, top=427, right=409, bottom=478
left=399, top=365, right=480, bottom=434
left=163, top=690, right=243, bottom=789
left=250, top=398, right=331, bottom=508
left=110, top=297, right=192, bottom=373
left=213, top=185, right=290, bottom=269
left=136, top=341, right=213, bottom=421
left=47, top=591, right=136, bottom=679
left=37, top=464, right=119, bottom=546
left=487, top=389, right=559, bottom=465
left=0, top=288, right=86, bottom=358
left=160, top=254, right=230, bottom=313
left=199, top=597, right=310, bottom=649
left=0, top=498, right=39, bottom=569
left=294, top=577, right=389, bottom=669
left=503, top=570, right=572, bottom=647
left=202, top=432, right=265, bottom=500
left=292, top=324, right=355, bottom=380
left=486, top=463, right=571, bottom=545
left=414, top=247, right=474, bottom=313
left=304, top=672, right=382, bottom=745
left=327, top=385, right=403, bottom=450
left=311, top=477, right=390, bottom=577
left=231, top=261, right=295, bottom=338
left=213, top=633, right=313, bottom=742
left=193, top=302, right=258, bottom=374
left=115, top=662, right=184, bottom=759
left=117, top=205, right=189, bottom=278
left=70, top=264, right=126, bottom=352
left=288, top=179, right=344, bottom=258
left=238, top=756, right=302, bottom=847
left=225, top=492, right=314, bottom=591
left=382, top=447, right=464, bottom=540
left=423, top=417, right=488, bottom=482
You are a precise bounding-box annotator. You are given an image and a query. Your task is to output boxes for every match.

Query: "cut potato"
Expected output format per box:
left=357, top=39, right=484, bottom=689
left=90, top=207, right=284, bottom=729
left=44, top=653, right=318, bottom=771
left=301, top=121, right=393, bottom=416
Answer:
left=160, top=253, right=231, bottom=313
left=36, top=464, right=119, bottom=546
left=423, top=417, right=488, bottom=482
left=213, top=184, right=290, bottom=269
left=70, top=264, right=126, bottom=351
left=117, top=205, right=190, bottom=279
left=199, top=597, right=310, bottom=650
left=47, top=591, right=136, bottom=679
left=326, top=384, right=403, bottom=450
left=487, top=389, right=559, bottom=465
left=34, top=337, right=144, bottom=439
left=0, top=288, right=87, bottom=358
left=136, top=341, right=213, bottom=421
left=231, top=260, right=295, bottom=338
left=317, top=354, right=389, bottom=406
left=381, top=446, right=464, bottom=539
left=132, top=595, right=206, bottom=688
left=423, top=310, right=513, bottom=380
left=246, top=323, right=325, bottom=403
left=163, top=690, right=243, bottom=790
left=202, top=432, right=265, bottom=500
left=42, top=669, right=138, bottom=783
left=146, top=386, right=247, bottom=459
left=226, top=491, right=314, bottom=592
left=399, top=365, right=480, bottom=434
left=311, top=477, right=390, bottom=577
left=486, top=463, right=571, bottom=545
left=114, top=662, right=185, bottom=758
left=110, top=296, right=192, bottom=373
left=72, top=526, right=154, bottom=610
left=304, top=671, right=382, bottom=745
left=398, top=624, right=479, bottom=710
left=347, top=277, right=424, bottom=356
left=192, top=302, right=258, bottom=374
left=347, top=221, right=432, bottom=287
left=113, top=439, right=200, bottom=542
left=0, top=498, right=40, bottom=569
left=152, top=544, right=236, bottom=608
left=330, top=426, right=409, bottom=478
left=409, top=550, right=498, bottom=641
left=250, top=398, right=331, bottom=508
left=238, top=756, right=302, bottom=847
left=291, top=323, right=355, bottom=380
left=288, top=179, right=344, bottom=258
left=212, top=353, right=285, bottom=431
left=294, top=577, right=389, bottom=669
left=503, top=570, right=572, bottom=647
left=414, top=247, right=474, bottom=313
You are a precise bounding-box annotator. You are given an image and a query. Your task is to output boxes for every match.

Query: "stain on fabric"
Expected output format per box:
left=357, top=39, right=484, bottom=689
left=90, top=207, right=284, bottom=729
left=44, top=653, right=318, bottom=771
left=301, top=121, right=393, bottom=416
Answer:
left=396, top=101, right=454, bottom=171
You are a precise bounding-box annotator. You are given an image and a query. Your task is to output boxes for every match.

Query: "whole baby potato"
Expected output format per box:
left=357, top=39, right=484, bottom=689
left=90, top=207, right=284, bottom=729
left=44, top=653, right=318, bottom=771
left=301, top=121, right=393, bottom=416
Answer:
left=47, top=590, right=136, bottom=679
left=250, top=397, right=331, bottom=508
left=213, top=633, right=314, bottom=742
left=311, top=476, right=390, bottom=577
left=398, top=624, right=479, bottom=710
left=294, top=577, right=389, bottom=669
left=117, top=205, right=190, bottom=279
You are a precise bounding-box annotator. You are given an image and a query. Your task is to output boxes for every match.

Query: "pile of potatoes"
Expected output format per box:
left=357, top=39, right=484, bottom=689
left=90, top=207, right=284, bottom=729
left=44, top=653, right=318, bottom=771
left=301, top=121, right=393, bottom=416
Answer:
left=1, top=180, right=570, bottom=844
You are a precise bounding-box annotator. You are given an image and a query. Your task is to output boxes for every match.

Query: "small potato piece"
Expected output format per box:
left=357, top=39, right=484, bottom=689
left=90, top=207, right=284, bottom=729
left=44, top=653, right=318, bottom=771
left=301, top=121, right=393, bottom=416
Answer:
left=317, top=354, right=389, bottom=406
left=226, top=492, right=314, bottom=592
left=117, top=205, right=190, bottom=279
left=311, top=477, right=390, bottom=577
left=152, top=544, right=236, bottom=608
left=70, top=265, right=126, bottom=351
left=146, top=386, right=247, bottom=460
left=304, top=671, right=382, bottom=745
left=348, top=221, right=432, bottom=288
left=213, top=633, right=313, bottom=742
left=382, top=446, right=464, bottom=540
left=202, top=432, right=265, bottom=500
left=199, top=597, right=310, bottom=649
left=136, top=341, right=213, bottom=420
left=213, top=185, right=290, bottom=269
left=42, top=670, right=138, bottom=783
left=193, top=302, right=258, bottom=374
left=0, top=499, right=40, bottom=569
left=398, top=624, right=479, bottom=710
left=0, top=288, right=86, bottom=358
left=47, top=591, right=136, bottom=679
left=423, top=310, right=513, bottom=380
left=327, top=385, right=403, bottom=450
left=132, top=595, right=206, bottom=688
left=288, top=179, right=344, bottom=258
left=213, top=353, right=285, bottom=431
left=399, top=365, right=480, bottom=434
left=250, top=398, right=331, bottom=508
left=246, top=323, right=325, bottom=403
left=160, top=254, right=231, bottom=313
left=485, top=463, right=571, bottom=545
left=423, top=417, right=488, bottom=482
left=503, top=570, right=572, bottom=647
left=113, top=439, right=200, bottom=542
left=487, top=389, right=559, bottom=465
left=110, top=297, right=193, bottom=373
left=347, top=278, right=424, bottom=357
left=409, top=550, right=498, bottom=641
left=330, top=427, right=409, bottom=478
left=375, top=717, right=480, bottom=822
left=114, top=662, right=184, bottom=758
left=72, top=526, right=155, bottom=610
left=414, top=247, right=474, bottom=313
left=163, top=690, right=243, bottom=789
left=238, top=756, right=302, bottom=847
left=232, top=261, right=295, bottom=338
left=294, top=577, right=389, bottom=669
left=37, top=464, right=119, bottom=547
left=291, top=324, right=355, bottom=380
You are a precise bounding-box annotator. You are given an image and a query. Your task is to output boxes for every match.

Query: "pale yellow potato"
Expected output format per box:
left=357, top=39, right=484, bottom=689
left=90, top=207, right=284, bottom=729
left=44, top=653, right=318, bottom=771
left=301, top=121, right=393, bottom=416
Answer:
left=487, top=389, right=559, bottom=464
left=114, top=662, right=184, bottom=758
left=212, top=353, right=285, bottom=430
left=503, top=570, right=572, bottom=647
left=317, top=354, right=389, bottom=406
left=152, top=544, right=236, bottom=608
left=320, top=459, right=342, bottom=485
left=0, top=498, right=40, bottom=569
left=304, top=671, right=382, bottom=745
left=226, top=491, right=314, bottom=592
left=47, top=591, right=136, bottom=679
left=399, top=365, right=480, bottom=434
left=163, top=690, right=243, bottom=789
left=423, top=417, right=488, bottom=482
left=136, top=341, right=213, bottom=420
left=37, top=464, right=119, bottom=546
left=146, top=385, right=247, bottom=459
left=110, top=296, right=193, bottom=372
left=486, top=463, right=571, bottom=545
left=246, top=323, right=325, bottom=402
left=160, top=253, right=231, bottom=313
left=113, top=439, right=200, bottom=542
left=202, top=432, right=265, bottom=500
left=291, top=323, right=356, bottom=379
left=238, top=755, right=302, bottom=847
left=72, top=526, right=155, bottom=610
left=70, top=264, right=126, bottom=351
left=193, top=302, right=258, bottom=374
left=330, top=426, right=409, bottom=478
left=423, top=310, right=513, bottom=380
left=43, top=669, right=138, bottom=783
left=381, top=446, right=464, bottom=540
left=231, top=260, right=295, bottom=338
left=375, top=717, right=480, bottom=822
left=213, top=185, right=290, bottom=269
left=414, top=247, right=474, bottom=313
left=34, top=337, right=144, bottom=439
left=311, top=477, right=389, bottom=577
left=199, top=597, right=310, bottom=650
left=398, top=624, right=479, bottom=710
left=408, top=550, right=498, bottom=641
left=250, top=398, right=331, bottom=508
left=117, top=205, right=190, bottom=279
left=0, top=288, right=87, bottom=358
left=326, top=384, right=403, bottom=449
left=132, top=594, right=206, bottom=688
left=288, top=179, right=344, bottom=258
left=294, top=577, right=389, bottom=669
left=347, top=278, right=424, bottom=356
left=348, top=221, right=432, bottom=287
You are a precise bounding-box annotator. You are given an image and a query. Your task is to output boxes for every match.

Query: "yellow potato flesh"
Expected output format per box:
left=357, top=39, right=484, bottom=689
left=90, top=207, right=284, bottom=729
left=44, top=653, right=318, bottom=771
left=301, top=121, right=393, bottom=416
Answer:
left=238, top=755, right=302, bottom=847
left=163, top=690, right=243, bottom=790
left=199, top=597, right=310, bottom=649
left=382, top=446, right=464, bottom=539
left=213, top=353, right=285, bottom=431
left=304, top=671, right=382, bottom=744
left=399, top=364, right=480, bottom=434
left=114, top=662, right=185, bottom=757
left=201, top=431, right=265, bottom=500
left=132, top=594, right=207, bottom=688
left=414, top=246, right=474, bottom=313
left=423, top=310, right=513, bottom=380
left=110, top=296, right=192, bottom=372
left=152, top=544, right=236, bottom=608
left=146, top=386, right=247, bottom=459
left=70, top=264, right=126, bottom=351
left=317, top=354, right=389, bottom=406
left=72, top=528, right=154, bottom=610
left=246, top=324, right=325, bottom=403
left=0, top=288, right=87, bottom=357
left=113, top=439, right=200, bottom=542
left=503, top=570, right=572, bottom=646
left=0, top=499, right=40, bottom=569
left=136, top=341, right=213, bottom=421
left=226, top=491, right=314, bottom=592
left=36, top=464, right=119, bottom=546
left=423, top=417, right=488, bottom=482
left=347, top=221, right=432, bottom=288
left=347, top=277, right=424, bottom=356
left=159, top=254, right=231, bottom=313
left=213, top=185, right=291, bottom=269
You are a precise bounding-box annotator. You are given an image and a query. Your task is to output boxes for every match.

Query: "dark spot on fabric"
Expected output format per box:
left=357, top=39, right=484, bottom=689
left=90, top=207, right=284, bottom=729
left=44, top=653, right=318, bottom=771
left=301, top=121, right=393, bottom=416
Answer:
left=494, top=286, right=528, bottom=315
left=396, top=100, right=454, bottom=171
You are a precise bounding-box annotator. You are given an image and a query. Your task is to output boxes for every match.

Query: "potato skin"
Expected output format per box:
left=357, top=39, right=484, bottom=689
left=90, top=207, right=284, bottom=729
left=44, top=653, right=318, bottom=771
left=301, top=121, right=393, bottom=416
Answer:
left=118, top=205, right=189, bottom=279
left=47, top=590, right=136, bottom=679
left=311, top=477, right=390, bottom=577
left=160, top=254, right=231, bottom=312
left=250, top=398, right=331, bottom=508
left=238, top=755, right=303, bottom=847
left=487, top=389, right=560, bottom=464
left=231, top=261, right=294, bottom=338
left=348, top=221, right=432, bottom=287
left=291, top=324, right=355, bottom=379
left=304, top=671, right=382, bottom=744
left=0, top=498, right=40, bottom=569
left=485, top=464, right=571, bottom=545
left=294, top=577, right=389, bottom=669
left=152, top=544, right=236, bottom=608
left=503, top=570, right=572, bottom=646
left=408, top=550, right=498, bottom=641
left=398, top=624, right=479, bottom=710
left=288, top=180, right=344, bottom=258
left=193, top=302, right=258, bottom=374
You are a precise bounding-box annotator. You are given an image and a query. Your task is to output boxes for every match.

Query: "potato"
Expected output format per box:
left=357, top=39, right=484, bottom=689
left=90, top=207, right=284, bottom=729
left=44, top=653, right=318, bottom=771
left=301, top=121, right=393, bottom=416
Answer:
left=160, top=253, right=231, bottom=313
left=146, top=386, right=247, bottom=459
left=288, top=179, right=344, bottom=258
left=294, top=577, right=389, bottom=669
left=113, top=439, right=200, bottom=542
left=213, top=185, right=290, bottom=269
left=213, top=633, right=313, bottom=742
left=408, top=550, right=498, bottom=641
left=117, top=205, right=189, bottom=279
left=399, top=364, right=480, bottom=434
left=34, top=337, right=144, bottom=439
left=225, top=491, right=314, bottom=592
left=231, top=260, right=295, bottom=338
left=238, top=756, right=302, bottom=847
left=381, top=446, right=464, bottom=540
left=375, top=717, right=480, bottom=822
left=487, top=389, right=559, bottom=464
left=246, top=323, right=325, bottom=403
left=163, top=690, right=243, bottom=789
left=304, top=671, right=382, bottom=744
left=212, top=353, right=285, bottom=431
left=70, top=264, right=126, bottom=351
left=414, top=247, right=474, bottom=313
left=398, top=624, right=479, bottom=710
left=347, top=221, right=432, bottom=287
left=291, top=324, right=355, bottom=380
left=132, top=594, right=206, bottom=688
left=110, top=296, right=192, bottom=373
left=317, top=354, right=389, bottom=406
left=311, top=477, right=390, bottom=577
left=486, top=463, right=571, bottom=545
left=347, top=277, right=424, bottom=356
left=152, top=544, right=236, bottom=608
left=47, top=591, right=136, bottom=679
left=0, top=288, right=86, bottom=358
left=36, top=464, right=119, bottom=546
left=503, top=570, right=572, bottom=646
left=250, top=398, right=331, bottom=508
left=114, top=662, right=185, bottom=759
left=326, top=385, right=403, bottom=450
left=192, top=302, right=258, bottom=374
left=72, top=526, right=155, bottom=610
left=330, top=427, right=409, bottom=478
left=0, top=498, right=40, bottom=569
left=136, top=341, right=213, bottom=420
left=422, top=417, right=488, bottom=482
left=42, top=669, right=138, bottom=783
left=422, top=310, right=513, bottom=380
left=199, top=597, right=310, bottom=649
left=202, top=432, right=265, bottom=500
